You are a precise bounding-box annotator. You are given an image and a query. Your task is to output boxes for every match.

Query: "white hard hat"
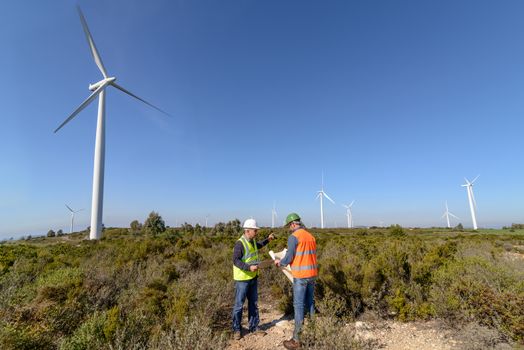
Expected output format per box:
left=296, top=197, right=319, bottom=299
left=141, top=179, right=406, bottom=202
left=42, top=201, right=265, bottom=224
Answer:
left=243, top=218, right=260, bottom=230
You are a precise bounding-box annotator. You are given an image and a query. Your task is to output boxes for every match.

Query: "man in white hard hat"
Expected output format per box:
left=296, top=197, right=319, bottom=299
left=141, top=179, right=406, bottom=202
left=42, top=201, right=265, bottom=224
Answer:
left=232, top=218, right=275, bottom=340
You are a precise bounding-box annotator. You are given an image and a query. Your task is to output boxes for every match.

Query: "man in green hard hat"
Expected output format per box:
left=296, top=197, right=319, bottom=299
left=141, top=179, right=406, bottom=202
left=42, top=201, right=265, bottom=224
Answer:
left=274, top=213, right=318, bottom=349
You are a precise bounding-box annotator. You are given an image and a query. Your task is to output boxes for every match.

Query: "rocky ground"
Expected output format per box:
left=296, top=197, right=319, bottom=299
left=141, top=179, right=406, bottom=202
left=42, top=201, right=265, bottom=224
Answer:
left=225, top=300, right=516, bottom=350
left=226, top=301, right=295, bottom=350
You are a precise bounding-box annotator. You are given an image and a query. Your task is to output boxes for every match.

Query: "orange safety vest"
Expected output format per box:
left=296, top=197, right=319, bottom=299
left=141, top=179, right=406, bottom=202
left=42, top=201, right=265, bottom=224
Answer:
left=290, top=228, right=318, bottom=279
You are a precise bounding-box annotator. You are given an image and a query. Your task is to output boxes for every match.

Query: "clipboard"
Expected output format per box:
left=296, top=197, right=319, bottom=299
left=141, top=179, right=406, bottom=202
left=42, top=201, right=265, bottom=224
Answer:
left=256, top=259, right=274, bottom=268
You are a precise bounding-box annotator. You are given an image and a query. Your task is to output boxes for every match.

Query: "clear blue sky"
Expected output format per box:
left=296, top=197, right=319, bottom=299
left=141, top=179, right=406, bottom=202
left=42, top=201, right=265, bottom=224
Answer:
left=1, top=0, right=523, bottom=238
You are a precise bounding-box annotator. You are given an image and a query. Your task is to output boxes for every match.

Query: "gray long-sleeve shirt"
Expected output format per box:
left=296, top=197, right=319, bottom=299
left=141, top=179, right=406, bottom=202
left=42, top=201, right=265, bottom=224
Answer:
left=279, top=233, right=298, bottom=267
left=233, top=236, right=269, bottom=271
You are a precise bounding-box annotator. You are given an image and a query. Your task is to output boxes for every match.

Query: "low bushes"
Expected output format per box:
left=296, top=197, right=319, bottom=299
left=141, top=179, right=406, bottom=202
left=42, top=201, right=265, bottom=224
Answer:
left=314, top=232, right=524, bottom=343
left=0, top=228, right=523, bottom=348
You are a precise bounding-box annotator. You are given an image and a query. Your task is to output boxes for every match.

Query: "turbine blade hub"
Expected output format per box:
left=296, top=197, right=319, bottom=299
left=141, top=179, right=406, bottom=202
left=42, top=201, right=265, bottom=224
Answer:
left=89, top=77, right=116, bottom=91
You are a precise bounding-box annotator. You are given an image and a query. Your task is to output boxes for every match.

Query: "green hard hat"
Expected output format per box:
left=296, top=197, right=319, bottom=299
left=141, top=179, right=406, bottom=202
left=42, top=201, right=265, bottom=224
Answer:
left=285, top=213, right=301, bottom=226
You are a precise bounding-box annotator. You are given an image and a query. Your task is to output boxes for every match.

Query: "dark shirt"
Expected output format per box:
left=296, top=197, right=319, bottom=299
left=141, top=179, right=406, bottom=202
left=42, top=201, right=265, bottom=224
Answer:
left=233, top=236, right=269, bottom=271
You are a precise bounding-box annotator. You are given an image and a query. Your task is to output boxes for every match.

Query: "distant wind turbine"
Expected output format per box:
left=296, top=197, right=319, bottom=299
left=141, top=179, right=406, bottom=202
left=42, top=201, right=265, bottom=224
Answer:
left=271, top=202, right=277, bottom=228
left=342, top=201, right=355, bottom=228
left=441, top=201, right=459, bottom=228
left=462, top=176, right=479, bottom=230
left=54, top=7, right=169, bottom=240
left=65, top=204, right=84, bottom=233
left=316, top=173, right=335, bottom=229
left=442, top=201, right=459, bottom=228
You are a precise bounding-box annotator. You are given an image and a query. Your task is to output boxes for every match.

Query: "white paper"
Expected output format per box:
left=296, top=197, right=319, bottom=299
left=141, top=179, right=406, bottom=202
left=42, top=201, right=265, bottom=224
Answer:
left=269, top=249, right=293, bottom=283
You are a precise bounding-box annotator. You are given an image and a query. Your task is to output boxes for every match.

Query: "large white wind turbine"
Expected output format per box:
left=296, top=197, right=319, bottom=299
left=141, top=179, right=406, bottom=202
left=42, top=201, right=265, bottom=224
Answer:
left=441, top=201, right=459, bottom=228
left=65, top=204, right=84, bottom=233
left=342, top=201, right=355, bottom=228
left=316, top=173, right=335, bottom=229
left=271, top=202, right=277, bottom=228
left=54, top=7, right=169, bottom=240
left=462, top=176, right=479, bottom=230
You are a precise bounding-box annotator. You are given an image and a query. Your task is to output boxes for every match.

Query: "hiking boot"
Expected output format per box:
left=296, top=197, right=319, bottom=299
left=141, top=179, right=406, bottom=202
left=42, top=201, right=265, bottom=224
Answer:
left=233, top=331, right=242, bottom=340
left=283, top=338, right=301, bottom=350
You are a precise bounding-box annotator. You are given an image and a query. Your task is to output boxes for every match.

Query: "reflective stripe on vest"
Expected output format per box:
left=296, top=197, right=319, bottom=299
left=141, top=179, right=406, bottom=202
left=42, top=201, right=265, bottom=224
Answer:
left=295, top=249, right=316, bottom=256
left=233, top=235, right=259, bottom=281
left=290, top=264, right=319, bottom=271
left=239, top=236, right=260, bottom=264
left=290, top=228, right=318, bottom=279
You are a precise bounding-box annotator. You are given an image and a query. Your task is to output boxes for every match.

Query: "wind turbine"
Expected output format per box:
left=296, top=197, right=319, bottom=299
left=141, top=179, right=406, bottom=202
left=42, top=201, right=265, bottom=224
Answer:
left=462, top=176, right=479, bottom=230
left=316, top=173, right=335, bottom=229
left=65, top=204, right=84, bottom=233
left=271, top=202, right=277, bottom=228
left=441, top=201, right=459, bottom=228
left=54, top=7, right=169, bottom=240
left=342, top=201, right=355, bottom=228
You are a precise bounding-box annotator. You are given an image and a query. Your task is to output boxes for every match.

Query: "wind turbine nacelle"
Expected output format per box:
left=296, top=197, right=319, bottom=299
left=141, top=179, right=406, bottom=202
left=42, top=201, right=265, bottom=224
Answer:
left=89, top=77, right=116, bottom=91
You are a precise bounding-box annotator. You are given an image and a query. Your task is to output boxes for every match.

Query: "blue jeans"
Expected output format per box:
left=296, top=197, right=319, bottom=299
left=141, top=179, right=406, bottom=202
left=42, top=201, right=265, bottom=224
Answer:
left=232, top=278, right=260, bottom=332
left=292, top=277, right=316, bottom=341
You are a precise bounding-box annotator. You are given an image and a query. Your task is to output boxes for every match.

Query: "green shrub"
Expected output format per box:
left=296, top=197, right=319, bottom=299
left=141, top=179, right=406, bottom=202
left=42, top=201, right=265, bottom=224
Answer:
left=60, top=311, right=108, bottom=350
left=150, top=316, right=228, bottom=350
left=430, top=256, right=524, bottom=342
left=388, top=224, right=405, bottom=237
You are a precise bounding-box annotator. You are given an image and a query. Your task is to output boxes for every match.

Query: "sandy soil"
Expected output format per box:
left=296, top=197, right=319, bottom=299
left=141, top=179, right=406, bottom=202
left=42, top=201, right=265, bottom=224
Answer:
left=223, top=299, right=490, bottom=350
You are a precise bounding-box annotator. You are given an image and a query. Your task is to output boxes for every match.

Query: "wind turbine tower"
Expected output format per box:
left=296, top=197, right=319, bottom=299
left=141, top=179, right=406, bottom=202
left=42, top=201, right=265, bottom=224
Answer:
left=342, top=201, right=355, bottom=228
left=65, top=204, right=84, bottom=233
left=442, top=201, right=459, bottom=228
left=271, top=202, right=277, bottom=228
left=316, top=173, right=335, bottom=229
left=54, top=7, right=169, bottom=240
left=462, top=176, right=479, bottom=230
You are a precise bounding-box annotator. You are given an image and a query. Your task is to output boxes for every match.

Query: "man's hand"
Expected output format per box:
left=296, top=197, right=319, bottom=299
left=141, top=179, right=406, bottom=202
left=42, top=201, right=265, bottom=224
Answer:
left=249, top=265, right=258, bottom=272
left=274, top=258, right=281, bottom=267
left=268, top=233, right=275, bottom=241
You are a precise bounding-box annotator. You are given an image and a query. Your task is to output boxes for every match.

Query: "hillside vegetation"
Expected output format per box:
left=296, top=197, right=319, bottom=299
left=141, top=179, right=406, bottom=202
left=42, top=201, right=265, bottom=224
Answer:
left=1, top=222, right=523, bottom=349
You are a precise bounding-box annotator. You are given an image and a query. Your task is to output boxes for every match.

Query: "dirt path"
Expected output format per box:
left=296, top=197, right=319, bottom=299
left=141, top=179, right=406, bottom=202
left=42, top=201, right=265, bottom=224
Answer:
left=225, top=299, right=513, bottom=350
left=226, top=299, right=293, bottom=350
left=354, top=319, right=460, bottom=350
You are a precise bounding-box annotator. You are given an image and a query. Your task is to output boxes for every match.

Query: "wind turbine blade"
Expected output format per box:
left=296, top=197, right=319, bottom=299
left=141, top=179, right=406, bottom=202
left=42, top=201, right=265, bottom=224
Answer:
left=76, top=209, right=85, bottom=212
left=471, top=175, right=480, bottom=184
left=349, top=200, right=355, bottom=207
left=54, top=83, right=107, bottom=133
left=324, top=192, right=335, bottom=204
left=65, top=204, right=74, bottom=212
left=112, top=83, right=171, bottom=116
left=77, top=6, right=108, bottom=78
left=449, top=213, right=459, bottom=219
left=316, top=192, right=321, bottom=200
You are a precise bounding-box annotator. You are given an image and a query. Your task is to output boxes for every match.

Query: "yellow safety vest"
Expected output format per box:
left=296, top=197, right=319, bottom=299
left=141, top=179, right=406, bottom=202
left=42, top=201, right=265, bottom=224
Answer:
left=233, top=235, right=260, bottom=281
